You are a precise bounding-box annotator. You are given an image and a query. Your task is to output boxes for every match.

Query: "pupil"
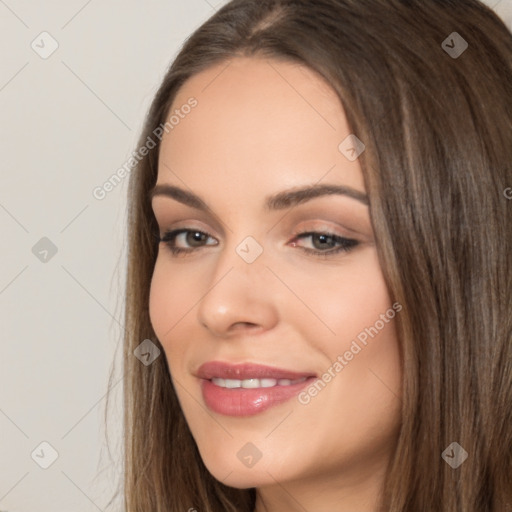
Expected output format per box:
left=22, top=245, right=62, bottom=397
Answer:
left=189, top=231, right=205, bottom=246
left=315, top=234, right=333, bottom=249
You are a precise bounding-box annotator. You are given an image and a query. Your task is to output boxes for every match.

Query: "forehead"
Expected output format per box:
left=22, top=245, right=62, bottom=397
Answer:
left=172, top=56, right=342, bottom=123
left=157, top=56, right=365, bottom=198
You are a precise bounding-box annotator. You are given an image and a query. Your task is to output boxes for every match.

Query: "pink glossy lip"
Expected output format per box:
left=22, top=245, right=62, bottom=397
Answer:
left=196, top=361, right=316, bottom=381
left=196, top=361, right=317, bottom=417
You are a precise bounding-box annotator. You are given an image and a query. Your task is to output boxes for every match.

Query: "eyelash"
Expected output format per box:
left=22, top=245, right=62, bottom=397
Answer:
left=157, top=228, right=359, bottom=258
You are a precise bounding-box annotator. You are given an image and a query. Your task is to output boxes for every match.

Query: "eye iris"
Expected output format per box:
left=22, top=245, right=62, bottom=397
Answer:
left=187, top=231, right=207, bottom=247
left=313, top=234, right=335, bottom=249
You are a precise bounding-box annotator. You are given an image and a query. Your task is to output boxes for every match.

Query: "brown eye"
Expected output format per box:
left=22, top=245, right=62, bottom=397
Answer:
left=159, top=229, right=217, bottom=255
left=291, top=231, right=359, bottom=257
left=184, top=231, right=209, bottom=247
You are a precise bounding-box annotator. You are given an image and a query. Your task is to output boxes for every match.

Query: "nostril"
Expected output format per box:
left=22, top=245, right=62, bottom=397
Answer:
left=233, top=322, right=260, bottom=330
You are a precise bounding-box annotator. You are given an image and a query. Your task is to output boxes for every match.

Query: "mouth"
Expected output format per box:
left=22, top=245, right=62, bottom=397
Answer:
left=210, top=376, right=308, bottom=388
left=196, top=361, right=317, bottom=416
left=196, top=361, right=316, bottom=381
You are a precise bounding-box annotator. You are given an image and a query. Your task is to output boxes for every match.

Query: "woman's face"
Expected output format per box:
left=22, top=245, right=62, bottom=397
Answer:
left=149, top=56, right=402, bottom=507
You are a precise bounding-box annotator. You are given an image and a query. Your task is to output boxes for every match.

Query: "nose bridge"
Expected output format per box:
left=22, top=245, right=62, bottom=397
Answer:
left=196, top=233, right=278, bottom=335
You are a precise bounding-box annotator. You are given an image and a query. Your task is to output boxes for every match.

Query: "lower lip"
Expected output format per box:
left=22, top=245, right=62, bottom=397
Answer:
left=200, top=377, right=315, bottom=416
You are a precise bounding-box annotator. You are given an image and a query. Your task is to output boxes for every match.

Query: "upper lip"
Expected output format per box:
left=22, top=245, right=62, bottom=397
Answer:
left=196, top=361, right=316, bottom=380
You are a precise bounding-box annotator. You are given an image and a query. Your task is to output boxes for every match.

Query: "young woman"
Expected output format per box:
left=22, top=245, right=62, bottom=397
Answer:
left=118, top=0, right=512, bottom=510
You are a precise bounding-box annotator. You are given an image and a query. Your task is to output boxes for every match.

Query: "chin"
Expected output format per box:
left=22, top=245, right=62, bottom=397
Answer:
left=200, top=452, right=276, bottom=488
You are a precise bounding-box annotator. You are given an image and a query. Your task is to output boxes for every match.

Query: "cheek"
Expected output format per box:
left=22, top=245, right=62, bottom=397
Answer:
left=148, top=258, right=189, bottom=355
left=289, top=248, right=402, bottom=420
left=148, top=255, right=214, bottom=382
left=148, top=260, right=169, bottom=339
left=288, top=248, right=395, bottom=346
left=149, top=255, right=197, bottom=326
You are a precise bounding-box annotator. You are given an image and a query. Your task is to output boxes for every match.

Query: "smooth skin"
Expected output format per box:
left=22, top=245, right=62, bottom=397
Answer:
left=149, top=56, right=402, bottom=512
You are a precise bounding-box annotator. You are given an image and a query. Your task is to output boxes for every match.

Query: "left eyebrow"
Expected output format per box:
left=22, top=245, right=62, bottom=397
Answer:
left=264, top=183, right=369, bottom=209
left=148, top=182, right=369, bottom=211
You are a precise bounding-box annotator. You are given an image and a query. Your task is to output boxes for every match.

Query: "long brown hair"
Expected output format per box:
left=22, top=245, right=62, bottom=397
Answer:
left=113, top=0, right=512, bottom=510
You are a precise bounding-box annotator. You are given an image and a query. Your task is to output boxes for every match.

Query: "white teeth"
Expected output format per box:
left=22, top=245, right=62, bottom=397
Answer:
left=210, top=376, right=307, bottom=388
left=241, top=378, right=260, bottom=389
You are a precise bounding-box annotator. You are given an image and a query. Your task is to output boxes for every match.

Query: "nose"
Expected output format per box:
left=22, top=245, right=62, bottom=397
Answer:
left=196, top=241, right=279, bottom=338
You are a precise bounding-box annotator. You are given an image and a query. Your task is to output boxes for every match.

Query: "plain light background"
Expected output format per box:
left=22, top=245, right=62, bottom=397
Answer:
left=0, top=1, right=510, bottom=510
